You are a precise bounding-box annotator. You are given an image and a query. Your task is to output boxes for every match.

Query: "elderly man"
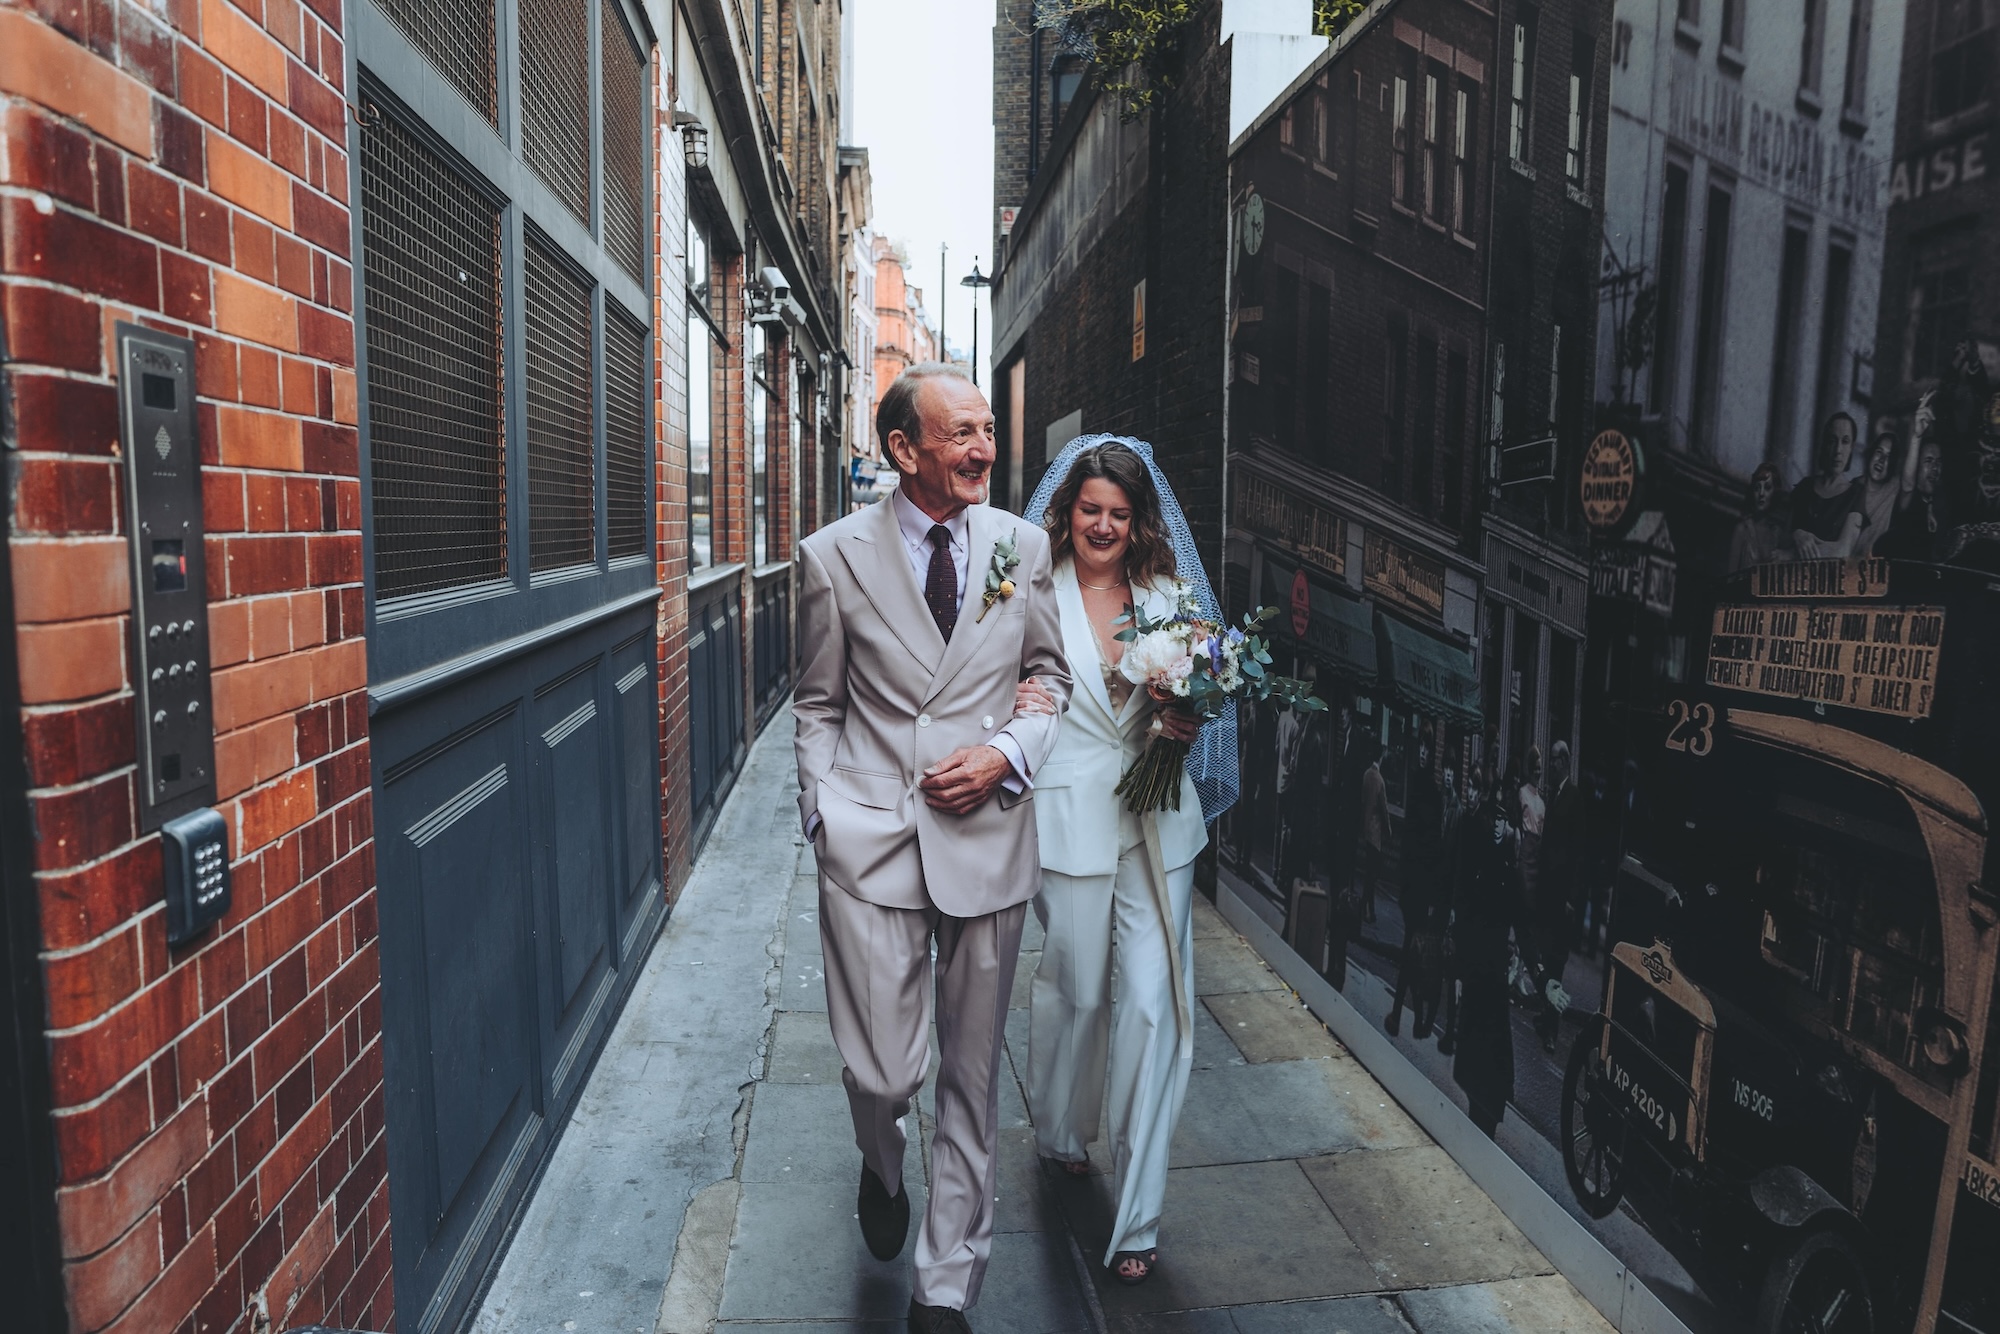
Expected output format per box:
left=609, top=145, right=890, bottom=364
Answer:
left=793, top=363, right=1072, bottom=1333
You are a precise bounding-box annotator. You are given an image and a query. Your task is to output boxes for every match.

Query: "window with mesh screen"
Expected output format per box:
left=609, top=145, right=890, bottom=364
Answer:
left=524, top=231, right=597, bottom=570
left=601, top=0, right=648, bottom=281
left=376, top=0, right=498, bottom=123
left=605, top=302, right=649, bottom=559
left=361, top=106, right=507, bottom=599
left=521, top=0, right=592, bottom=224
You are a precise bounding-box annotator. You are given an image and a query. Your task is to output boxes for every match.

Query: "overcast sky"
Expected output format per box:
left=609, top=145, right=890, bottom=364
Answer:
left=849, top=0, right=997, bottom=375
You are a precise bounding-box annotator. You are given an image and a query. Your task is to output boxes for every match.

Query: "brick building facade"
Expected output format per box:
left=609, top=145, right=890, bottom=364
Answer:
left=988, top=0, right=1238, bottom=536
left=1, top=0, right=860, bottom=1328
left=1, top=0, right=390, bottom=1328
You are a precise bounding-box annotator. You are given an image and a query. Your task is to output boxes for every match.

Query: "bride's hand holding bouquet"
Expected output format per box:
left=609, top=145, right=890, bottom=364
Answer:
left=1111, top=588, right=1323, bottom=812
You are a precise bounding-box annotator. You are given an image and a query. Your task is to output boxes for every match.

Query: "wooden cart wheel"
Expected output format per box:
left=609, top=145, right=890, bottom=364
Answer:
left=1560, top=1022, right=1627, bottom=1220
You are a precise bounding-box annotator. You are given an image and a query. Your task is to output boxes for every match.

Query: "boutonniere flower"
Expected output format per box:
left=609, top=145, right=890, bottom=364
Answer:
left=975, top=530, right=1022, bottom=622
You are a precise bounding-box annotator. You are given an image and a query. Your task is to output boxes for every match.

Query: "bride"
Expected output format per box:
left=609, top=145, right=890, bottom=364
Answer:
left=1012, top=436, right=1236, bottom=1286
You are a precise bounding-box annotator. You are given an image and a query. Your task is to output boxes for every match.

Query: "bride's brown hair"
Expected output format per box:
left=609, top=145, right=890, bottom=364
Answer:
left=1040, top=442, right=1176, bottom=585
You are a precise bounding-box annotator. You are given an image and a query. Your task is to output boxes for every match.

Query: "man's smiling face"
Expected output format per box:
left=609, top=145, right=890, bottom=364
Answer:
left=893, top=375, right=996, bottom=519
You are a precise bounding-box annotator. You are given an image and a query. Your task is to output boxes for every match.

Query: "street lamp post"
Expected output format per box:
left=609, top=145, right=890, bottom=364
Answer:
left=960, top=260, right=992, bottom=387
left=939, top=242, right=948, bottom=365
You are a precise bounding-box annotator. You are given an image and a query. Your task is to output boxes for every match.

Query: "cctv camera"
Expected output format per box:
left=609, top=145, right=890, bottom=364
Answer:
left=760, top=266, right=791, bottom=300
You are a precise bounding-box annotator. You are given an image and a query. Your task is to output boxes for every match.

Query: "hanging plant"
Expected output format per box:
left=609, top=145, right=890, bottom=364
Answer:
left=1312, top=0, right=1368, bottom=38
left=1035, top=0, right=1200, bottom=120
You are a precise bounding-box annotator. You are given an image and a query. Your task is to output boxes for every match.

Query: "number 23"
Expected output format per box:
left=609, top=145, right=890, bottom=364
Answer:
left=1664, top=700, right=1714, bottom=756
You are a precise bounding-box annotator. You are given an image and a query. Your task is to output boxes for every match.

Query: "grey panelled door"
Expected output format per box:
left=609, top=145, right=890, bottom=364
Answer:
left=348, top=0, right=661, bottom=1324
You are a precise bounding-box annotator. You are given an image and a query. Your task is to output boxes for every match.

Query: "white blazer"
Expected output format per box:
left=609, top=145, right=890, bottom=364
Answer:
left=1033, top=561, right=1209, bottom=878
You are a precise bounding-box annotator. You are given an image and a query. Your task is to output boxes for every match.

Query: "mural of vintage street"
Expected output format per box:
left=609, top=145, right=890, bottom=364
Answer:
left=1206, top=1, right=2000, bottom=1331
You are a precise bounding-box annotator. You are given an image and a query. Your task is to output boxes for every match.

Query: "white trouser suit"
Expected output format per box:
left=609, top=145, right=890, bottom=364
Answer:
left=1025, top=565, right=1208, bottom=1265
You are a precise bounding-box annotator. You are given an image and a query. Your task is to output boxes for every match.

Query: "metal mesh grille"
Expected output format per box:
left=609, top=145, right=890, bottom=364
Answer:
left=604, top=303, right=649, bottom=558
left=524, top=232, right=597, bottom=571
left=376, top=0, right=497, bottom=124
left=521, top=0, right=592, bottom=224
left=600, top=0, right=648, bottom=281
left=361, top=108, right=507, bottom=599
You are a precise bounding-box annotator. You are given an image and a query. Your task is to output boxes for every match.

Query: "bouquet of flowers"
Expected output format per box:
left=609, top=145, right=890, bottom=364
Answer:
left=1114, top=586, right=1325, bottom=813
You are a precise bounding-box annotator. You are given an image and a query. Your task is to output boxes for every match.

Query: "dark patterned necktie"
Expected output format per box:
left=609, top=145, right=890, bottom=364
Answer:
left=925, top=524, right=958, bottom=643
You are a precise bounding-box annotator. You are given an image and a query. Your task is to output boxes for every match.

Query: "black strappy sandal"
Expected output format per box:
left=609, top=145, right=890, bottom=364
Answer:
left=1110, top=1249, right=1158, bottom=1285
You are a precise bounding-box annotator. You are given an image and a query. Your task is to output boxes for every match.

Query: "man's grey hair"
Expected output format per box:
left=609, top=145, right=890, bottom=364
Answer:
left=877, top=362, right=973, bottom=473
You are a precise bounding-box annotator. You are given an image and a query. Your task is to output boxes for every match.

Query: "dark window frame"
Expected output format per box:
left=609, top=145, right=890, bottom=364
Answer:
left=353, top=0, right=657, bottom=684
left=1929, top=0, right=1993, bottom=125
left=1689, top=177, right=1735, bottom=457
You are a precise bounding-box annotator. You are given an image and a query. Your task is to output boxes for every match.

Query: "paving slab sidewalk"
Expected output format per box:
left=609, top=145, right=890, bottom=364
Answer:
left=473, top=716, right=1614, bottom=1334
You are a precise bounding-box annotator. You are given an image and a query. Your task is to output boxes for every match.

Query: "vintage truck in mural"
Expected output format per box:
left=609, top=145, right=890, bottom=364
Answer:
left=1561, top=558, right=2000, bottom=1334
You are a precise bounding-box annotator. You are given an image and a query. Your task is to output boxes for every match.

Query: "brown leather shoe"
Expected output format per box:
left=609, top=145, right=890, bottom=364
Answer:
left=907, top=1298, right=973, bottom=1333
left=858, top=1164, right=909, bottom=1261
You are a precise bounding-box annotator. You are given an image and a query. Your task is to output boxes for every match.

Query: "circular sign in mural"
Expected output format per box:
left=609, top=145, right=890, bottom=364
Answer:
left=1580, top=429, right=1639, bottom=530
left=1290, top=567, right=1311, bottom=640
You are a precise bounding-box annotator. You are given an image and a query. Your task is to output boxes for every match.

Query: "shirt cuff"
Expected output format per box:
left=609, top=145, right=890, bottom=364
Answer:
left=804, top=811, right=821, bottom=840
left=990, top=734, right=1031, bottom=794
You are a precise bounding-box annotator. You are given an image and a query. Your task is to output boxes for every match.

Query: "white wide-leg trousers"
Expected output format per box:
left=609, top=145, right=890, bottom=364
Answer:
left=1025, top=820, right=1195, bottom=1265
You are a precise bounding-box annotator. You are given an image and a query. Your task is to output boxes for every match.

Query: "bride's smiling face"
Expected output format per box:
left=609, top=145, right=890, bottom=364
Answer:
left=1069, top=477, right=1134, bottom=576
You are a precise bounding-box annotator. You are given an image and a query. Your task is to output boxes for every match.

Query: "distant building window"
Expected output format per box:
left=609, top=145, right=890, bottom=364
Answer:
left=1690, top=182, right=1734, bottom=455
left=752, top=326, right=776, bottom=566
left=688, top=312, right=718, bottom=568
left=1280, top=100, right=1296, bottom=150
left=1444, top=344, right=1468, bottom=524
left=1509, top=12, right=1535, bottom=160
left=1909, top=255, right=1972, bottom=383
left=687, top=217, right=723, bottom=568
left=1453, top=84, right=1473, bottom=231
left=1566, top=29, right=1593, bottom=181
left=1677, top=0, right=1699, bottom=21
left=1422, top=69, right=1441, bottom=218
left=1765, top=223, right=1811, bottom=464
left=1842, top=0, right=1873, bottom=114
left=1392, top=74, right=1410, bottom=200
left=1051, top=54, right=1085, bottom=129
left=1314, top=92, right=1332, bottom=165
left=1721, top=0, right=1745, bottom=49
left=1383, top=311, right=1409, bottom=497
left=1413, top=333, right=1438, bottom=514
left=1651, top=161, right=1691, bottom=414
left=1815, top=241, right=1854, bottom=430
left=1800, top=0, right=1826, bottom=94
left=1930, top=0, right=1992, bottom=123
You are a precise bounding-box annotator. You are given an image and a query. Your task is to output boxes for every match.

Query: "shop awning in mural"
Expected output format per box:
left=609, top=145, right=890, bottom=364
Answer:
left=1261, top=555, right=1377, bottom=688
left=1374, top=613, right=1480, bottom=726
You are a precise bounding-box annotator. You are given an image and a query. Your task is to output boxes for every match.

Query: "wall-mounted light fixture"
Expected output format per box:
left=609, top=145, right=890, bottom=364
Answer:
left=673, top=110, right=709, bottom=170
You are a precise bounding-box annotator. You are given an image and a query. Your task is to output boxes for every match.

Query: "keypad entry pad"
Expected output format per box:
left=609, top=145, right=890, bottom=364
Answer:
left=120, top=324, right=218, bottom=830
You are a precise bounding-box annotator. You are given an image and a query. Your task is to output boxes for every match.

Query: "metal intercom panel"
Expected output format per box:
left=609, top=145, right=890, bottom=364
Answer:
left=118, top=324, right=217, bottom=831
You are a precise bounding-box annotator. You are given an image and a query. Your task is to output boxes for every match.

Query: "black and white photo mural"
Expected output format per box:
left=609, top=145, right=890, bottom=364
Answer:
left=1218, top=0, right=2000, bottom=1330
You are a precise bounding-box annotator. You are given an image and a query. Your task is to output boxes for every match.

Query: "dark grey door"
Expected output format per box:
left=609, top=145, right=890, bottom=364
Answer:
left=347, top=0, right=661, bottom=1326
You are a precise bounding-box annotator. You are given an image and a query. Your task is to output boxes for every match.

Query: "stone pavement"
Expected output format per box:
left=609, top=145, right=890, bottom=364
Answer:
left=472, top=717, right=1614, bottom=1334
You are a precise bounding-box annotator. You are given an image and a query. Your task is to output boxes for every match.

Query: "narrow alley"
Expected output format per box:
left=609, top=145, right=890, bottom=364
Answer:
left=471, top=719, right=1613, bottom=1334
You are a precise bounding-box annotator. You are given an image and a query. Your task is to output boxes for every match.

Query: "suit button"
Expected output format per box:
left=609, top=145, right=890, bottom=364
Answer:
left=917, top=713, right=932, bottom=727
left=981, top=715, right=994, bottom=729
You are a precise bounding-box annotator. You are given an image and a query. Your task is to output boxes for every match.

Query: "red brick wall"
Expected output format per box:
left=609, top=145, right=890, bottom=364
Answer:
left=654, top=84, right=691, bottom=896
left=0, top=0, right=391, bottom=1327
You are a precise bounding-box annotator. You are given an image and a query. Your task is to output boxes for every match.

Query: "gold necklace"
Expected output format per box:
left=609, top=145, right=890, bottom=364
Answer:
left=1077, top=575, right=1127, bottom=590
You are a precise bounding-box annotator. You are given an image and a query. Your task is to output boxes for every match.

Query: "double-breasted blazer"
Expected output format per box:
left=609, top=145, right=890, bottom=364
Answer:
left=793, top=497, right=1073, bottom=918
left=1032, top=563, right=1208, bottom=878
